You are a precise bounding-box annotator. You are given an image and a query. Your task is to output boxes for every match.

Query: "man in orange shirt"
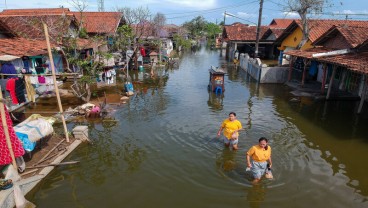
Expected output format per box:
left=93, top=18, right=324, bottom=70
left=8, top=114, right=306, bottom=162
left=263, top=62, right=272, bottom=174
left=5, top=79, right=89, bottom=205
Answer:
left=217, top=112, right=242, bottom=150
left=246, top=137, right=273, bottom=183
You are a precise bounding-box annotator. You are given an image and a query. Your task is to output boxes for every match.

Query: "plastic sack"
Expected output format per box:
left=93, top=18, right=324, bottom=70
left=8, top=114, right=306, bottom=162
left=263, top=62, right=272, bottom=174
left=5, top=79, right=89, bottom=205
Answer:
left=5, top=165, right=21, bottom=182
left=14, top=184, right=36, bottom=208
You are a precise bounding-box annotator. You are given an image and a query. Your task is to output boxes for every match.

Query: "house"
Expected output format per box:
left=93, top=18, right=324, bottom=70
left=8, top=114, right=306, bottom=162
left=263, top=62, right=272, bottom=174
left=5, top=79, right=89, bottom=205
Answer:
left=222, top=23, right=269, bottom=60
left=284, top=23, right=368, bottom=112
left=71, top=11, right=124, bottom=67
left=0, top=8, right=80, bottom=72
left=261, top=19, right=295, bottom=59
left=275, top=19, right=368, bottom=65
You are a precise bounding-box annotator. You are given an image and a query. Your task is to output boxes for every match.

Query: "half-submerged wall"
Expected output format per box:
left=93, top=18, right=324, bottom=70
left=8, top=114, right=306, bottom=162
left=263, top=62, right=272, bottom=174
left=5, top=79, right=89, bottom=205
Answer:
left=239, top=53, right=288, bottom=83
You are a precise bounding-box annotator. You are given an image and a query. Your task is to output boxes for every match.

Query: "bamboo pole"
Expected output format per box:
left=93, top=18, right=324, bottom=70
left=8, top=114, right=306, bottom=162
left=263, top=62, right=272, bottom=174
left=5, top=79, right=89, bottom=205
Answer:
left=0, top=86, right=18, bottom=169
left=43, top=23, right=69, bottom=142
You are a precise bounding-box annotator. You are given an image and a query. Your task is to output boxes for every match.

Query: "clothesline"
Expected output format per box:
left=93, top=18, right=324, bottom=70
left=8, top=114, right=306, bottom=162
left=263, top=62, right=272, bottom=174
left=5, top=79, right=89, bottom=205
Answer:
left=0, top=73, right=81, bottom=76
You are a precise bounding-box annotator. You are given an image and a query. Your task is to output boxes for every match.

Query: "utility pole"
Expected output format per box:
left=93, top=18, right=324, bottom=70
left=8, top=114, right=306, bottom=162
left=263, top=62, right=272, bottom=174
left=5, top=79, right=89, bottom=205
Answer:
left=224, top=11, right=226, bottom=25
left=254, top=0, right=264, bottom=58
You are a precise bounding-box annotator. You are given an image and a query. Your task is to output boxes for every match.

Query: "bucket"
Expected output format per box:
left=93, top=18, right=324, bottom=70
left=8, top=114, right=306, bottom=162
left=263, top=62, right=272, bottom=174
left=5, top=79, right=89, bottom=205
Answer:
left=138, top=65, right=144, bottom=71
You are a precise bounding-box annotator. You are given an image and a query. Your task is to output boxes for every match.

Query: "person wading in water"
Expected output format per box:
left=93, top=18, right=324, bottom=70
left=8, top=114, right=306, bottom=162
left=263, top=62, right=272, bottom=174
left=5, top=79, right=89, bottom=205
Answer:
left=246, top=137, right=273, bottom=183
left=217, top=112, right=243, bottom=150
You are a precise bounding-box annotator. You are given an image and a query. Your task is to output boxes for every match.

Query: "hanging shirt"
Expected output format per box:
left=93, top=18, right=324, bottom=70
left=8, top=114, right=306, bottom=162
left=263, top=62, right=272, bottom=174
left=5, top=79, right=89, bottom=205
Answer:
left=1, top=63, right=17, bottom=78
left=0, top=105, right=25, bottom=165
left=6, top=78, right=18, bottom=104
left=15, top=78, right=26, bottom=104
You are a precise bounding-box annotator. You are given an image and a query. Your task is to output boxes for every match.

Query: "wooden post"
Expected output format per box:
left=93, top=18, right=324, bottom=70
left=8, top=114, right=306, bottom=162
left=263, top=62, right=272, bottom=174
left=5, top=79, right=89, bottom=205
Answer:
left=301, top=58, right=308, bottom=87
left=358, top=75, right=366, bottom=114
left=288, top=56, right=293, bottom=81
left=0, top=86, right=18, bottom=169
left=321, top=63, right=327, bottom=93
left=326, top=65, right=337, bottom=100
left=43, top=23, right=70, bottom=142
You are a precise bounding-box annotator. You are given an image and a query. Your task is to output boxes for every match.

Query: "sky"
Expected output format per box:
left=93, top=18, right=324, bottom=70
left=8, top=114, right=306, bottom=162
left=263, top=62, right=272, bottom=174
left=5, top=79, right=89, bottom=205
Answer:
left=1, top=0, right=368, bottom=25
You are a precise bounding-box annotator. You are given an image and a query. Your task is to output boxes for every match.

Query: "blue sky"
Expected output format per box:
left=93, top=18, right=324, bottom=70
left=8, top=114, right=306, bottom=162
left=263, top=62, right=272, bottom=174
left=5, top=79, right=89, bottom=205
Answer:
left=2, top=0, right=368, bottom=25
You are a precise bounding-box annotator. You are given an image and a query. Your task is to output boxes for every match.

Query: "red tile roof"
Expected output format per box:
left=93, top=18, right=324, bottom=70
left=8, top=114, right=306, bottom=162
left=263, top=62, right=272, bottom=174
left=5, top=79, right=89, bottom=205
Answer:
left=0, top=37, right=53, bottom=57
left=269, top=19, right=295, bottom=29
left=284, top=47, right=368, bottom=74
left=318, top=52, right=368, bottom=74
left=0, top=14, right=76, bottom=41
left=223, top=24, right=269, bottom=41
left=72, top=12, right=122, bottom=34
left=284, top=47, right=330, bottom=58
left=314, top=25, right=368, bottom=48
left=1, top=8, right=71, bottom=15
left=295, top=19, right=368, bottom=43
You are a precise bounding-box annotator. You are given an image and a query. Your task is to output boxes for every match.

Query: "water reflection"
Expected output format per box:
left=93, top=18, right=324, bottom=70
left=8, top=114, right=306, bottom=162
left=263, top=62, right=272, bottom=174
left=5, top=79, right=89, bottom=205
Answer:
left=246, top=184, right=267, bottom=208
left=207, top=91, right=224, bottom=111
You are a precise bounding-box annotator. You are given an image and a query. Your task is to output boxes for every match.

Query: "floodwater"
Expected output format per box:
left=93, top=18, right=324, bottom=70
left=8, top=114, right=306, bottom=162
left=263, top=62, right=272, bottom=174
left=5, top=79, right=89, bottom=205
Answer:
left=27, top=47, right=368, bottom=208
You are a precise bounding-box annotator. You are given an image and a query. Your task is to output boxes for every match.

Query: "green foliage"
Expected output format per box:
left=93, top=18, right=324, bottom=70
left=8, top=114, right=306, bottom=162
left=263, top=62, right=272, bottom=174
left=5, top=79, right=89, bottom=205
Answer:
left=79, top=27, right=88, bottom=38
left=204, top=22, right=222, bottom=40
left=183, top=16, right=208, bottom=38
left=173, top=34, right=191, bottom=50
left=112, top=25, right=133, bottom=51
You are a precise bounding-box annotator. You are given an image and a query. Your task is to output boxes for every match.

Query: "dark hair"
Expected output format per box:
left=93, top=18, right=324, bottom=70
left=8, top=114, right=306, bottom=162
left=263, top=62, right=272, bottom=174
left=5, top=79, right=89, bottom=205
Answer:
left=229, top=112, right=236, bottom=116
left=259, top=137, right=268, bottom=143
left=259, top=137, right=268, bottom=150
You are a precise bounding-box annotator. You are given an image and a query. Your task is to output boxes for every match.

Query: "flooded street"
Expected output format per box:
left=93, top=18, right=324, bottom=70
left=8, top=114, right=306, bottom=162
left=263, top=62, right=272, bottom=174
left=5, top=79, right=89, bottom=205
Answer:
left=28, top=47, right=368, bottom=208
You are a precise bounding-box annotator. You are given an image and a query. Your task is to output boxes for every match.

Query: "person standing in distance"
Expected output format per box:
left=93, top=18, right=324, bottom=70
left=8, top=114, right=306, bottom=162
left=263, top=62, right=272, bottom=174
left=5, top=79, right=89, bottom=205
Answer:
left=217, top=112, right=243, bottom=150
left=246, top=137, right=272, bottom=183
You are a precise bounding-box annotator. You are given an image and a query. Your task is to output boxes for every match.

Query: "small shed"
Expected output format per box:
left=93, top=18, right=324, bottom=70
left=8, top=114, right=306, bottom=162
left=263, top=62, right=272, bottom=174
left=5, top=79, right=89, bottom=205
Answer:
left=149, top=51, right=158, bottom=64
left=208, top=66, right=225, bottom=93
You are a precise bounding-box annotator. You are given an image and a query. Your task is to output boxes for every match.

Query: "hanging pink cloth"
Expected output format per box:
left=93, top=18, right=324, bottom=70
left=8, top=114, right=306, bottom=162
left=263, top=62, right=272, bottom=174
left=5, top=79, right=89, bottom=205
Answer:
left=0, top=105, right=25, bottom=165
left=5, top=78, right=18, bottom=104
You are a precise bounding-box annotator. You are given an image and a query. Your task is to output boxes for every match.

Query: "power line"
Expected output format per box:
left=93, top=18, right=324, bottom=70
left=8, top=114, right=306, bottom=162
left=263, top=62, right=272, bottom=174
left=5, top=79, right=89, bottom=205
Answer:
left=165, top=0, right=259, bottom=19
left=164, top=0, right=258, bottom=16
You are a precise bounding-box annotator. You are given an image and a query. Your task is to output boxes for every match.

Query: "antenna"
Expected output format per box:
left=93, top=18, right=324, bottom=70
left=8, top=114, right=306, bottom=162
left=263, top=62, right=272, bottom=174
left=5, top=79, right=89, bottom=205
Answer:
left=98, top=0, right=104, bottom=12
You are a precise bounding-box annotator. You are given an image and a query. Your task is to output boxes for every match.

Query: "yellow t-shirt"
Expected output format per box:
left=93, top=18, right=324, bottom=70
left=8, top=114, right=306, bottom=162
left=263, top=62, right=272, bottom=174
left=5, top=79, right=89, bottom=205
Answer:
left=221, top=119, right=242, bottom=139
left=247, top=145, right=271, bottom=162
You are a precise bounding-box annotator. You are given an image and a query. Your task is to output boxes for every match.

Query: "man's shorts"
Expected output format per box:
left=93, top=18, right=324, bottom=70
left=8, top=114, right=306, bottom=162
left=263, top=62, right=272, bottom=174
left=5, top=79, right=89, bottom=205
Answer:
left=251, top=161, right=267, bottom=179
left=223, top=137, right=238, bottom=145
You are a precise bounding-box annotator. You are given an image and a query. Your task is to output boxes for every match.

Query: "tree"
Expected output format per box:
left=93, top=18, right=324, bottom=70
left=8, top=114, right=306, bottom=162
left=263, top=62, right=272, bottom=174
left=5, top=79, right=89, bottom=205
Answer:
left=183, top=16, right=208, bottom=38
left=152, top=12, right=166, bottom=37
left=285, top=0, right=330, bottom=49
left=117, top=7, right=153, bottom=69
left=205, top=22, right=222, bottom=40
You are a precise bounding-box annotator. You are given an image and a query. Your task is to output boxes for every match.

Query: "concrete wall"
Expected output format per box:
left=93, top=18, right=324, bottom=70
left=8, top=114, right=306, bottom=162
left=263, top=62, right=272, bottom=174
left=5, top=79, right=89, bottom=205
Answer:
left=239, top=53, right=288, bottom=84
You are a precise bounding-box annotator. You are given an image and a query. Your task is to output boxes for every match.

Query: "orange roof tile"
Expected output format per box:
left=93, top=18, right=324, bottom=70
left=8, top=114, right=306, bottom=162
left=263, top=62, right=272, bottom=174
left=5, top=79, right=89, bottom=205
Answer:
left=223, top=24, right=269, bottom=41
left=313, top=25, right=368, bottom=48
left=0, top=38, right=53, bottom=57
left=0, top=8, right=71, bottom=15
left=285, top=47, right=368, bottom=74
left=0, top=14, right=76, bottom=41
left=72, top=12, right=122, bottom=34
left=269, top=19, right=295, bottom=29
left=294, top=19, right=368, bottom=43
left=318, top=52, right=368, bottom=74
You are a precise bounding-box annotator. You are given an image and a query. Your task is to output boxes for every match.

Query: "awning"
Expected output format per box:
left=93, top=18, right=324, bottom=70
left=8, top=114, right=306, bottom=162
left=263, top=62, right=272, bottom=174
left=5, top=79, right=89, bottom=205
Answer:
left=0, top=54, right=20, bottom=61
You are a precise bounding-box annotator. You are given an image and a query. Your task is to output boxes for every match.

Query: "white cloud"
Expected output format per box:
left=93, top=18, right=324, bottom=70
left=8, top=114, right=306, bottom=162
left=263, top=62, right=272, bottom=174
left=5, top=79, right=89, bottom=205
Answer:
left=332, top=9, right=368, bottom=14
left=236, top=12, right=256, bottom=18
left=282, top=11, right=299, bottom=18
left=165, top=0, right=216, bottom=9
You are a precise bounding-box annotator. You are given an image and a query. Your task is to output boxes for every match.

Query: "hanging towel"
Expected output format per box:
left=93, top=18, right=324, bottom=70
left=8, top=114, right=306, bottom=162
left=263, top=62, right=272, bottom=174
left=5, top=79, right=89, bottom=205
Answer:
left=5, top=78, right=18, bottom=104
left=0, top=105, right=25, bottom=165
left=24, top=76, right=36, bottom=102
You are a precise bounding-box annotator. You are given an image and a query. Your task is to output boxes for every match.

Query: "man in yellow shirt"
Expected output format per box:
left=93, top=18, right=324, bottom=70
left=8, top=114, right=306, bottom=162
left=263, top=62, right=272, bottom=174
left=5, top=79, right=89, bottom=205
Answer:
left=217, top=112, right=242, bottom=150
left=246, top=137, right=272, bottom=183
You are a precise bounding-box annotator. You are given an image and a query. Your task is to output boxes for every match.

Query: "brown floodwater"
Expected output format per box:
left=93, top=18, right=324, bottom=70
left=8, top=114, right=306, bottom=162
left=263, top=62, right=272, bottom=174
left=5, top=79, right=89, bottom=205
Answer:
left=23, top=47, right=368, bottom=208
